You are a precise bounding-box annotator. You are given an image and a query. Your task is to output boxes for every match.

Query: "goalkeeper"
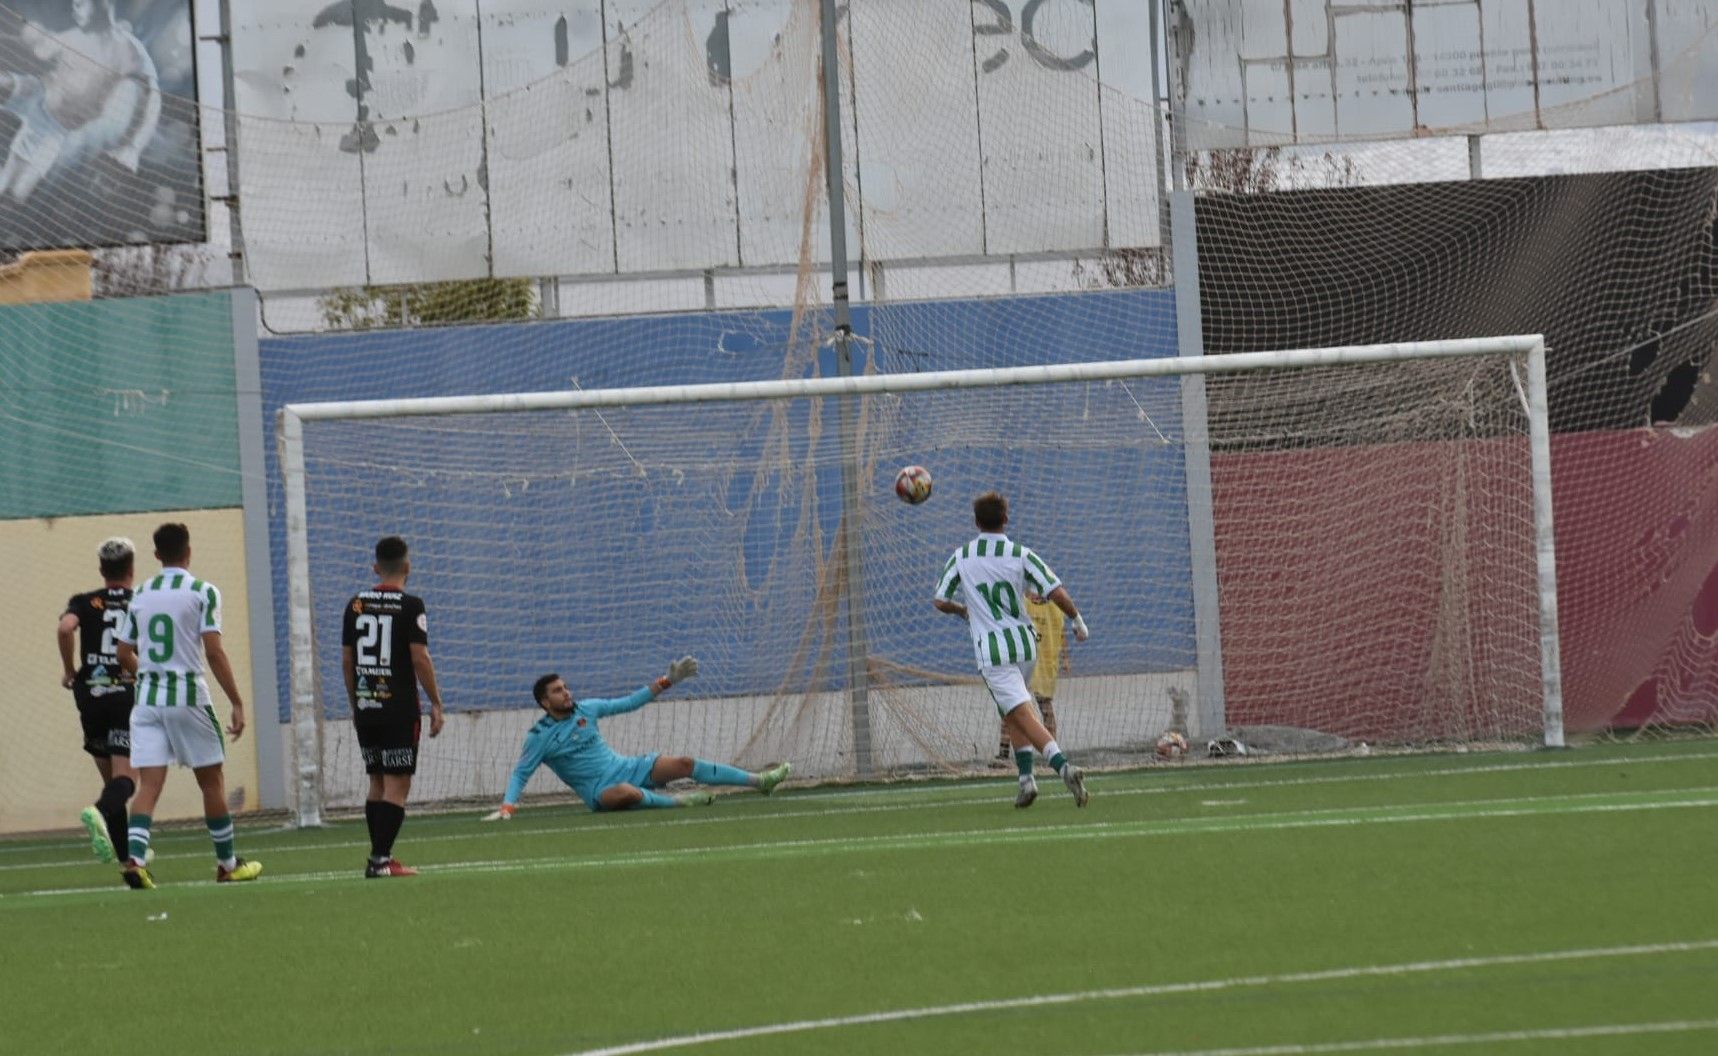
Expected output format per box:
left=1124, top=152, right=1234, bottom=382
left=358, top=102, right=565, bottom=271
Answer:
left=483, top=657, right=791, bottom=818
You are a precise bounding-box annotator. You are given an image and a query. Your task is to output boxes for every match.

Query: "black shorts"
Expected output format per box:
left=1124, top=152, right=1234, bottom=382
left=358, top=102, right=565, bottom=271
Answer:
left=355, top=712, right=421, bottom=775
left=76, top=687, right=134, bottom=758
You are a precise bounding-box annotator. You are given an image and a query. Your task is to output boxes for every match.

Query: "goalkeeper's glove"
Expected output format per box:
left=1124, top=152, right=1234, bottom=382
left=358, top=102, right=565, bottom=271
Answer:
left=1071, top=613, right=1090, bottom=642
left=665, top=655, right=699, bottom=685
left=481, top=804, right=516, bottom=822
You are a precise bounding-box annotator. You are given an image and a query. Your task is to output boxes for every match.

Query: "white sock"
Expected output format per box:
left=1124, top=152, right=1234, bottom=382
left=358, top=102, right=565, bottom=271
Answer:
left=1019, top=773, right=1036, bottom=788
left=1042, top=739, right=1064, bottom=763
left=219, top=856, right=238, bottom=871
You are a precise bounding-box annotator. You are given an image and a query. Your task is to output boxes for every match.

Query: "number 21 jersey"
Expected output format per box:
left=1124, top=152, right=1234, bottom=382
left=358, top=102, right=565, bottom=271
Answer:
left=341, top=588, right=428, bottom=718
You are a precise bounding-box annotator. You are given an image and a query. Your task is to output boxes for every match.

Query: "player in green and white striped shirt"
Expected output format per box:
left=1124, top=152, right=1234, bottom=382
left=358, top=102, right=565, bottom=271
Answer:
left=113, top=523, right=261, bottom=888
left=934, top=491, right=1091, bottom=809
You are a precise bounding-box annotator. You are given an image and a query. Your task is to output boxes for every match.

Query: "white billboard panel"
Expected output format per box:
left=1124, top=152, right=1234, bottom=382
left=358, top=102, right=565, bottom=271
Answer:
left=1096, top=0, right=1164, bottom=249
left=480, top=0, right=618, bottom=277
left=1658, top=1, right=1718, bottom=123
left=1180, top=0, right=1718, bottom=149
left=727, top=0, right=860, bottom=268
left=973, top=0, right=1106, bottom=255
left=231, top=0, right=366, bottom=289
left=359, top=1, right=490, bottom=284
left=1409, top=1, right=1486, bottom=131
left=1331, top=7, right=1414, bottom=141
left=848, top=0, right=986, bottom=260
left=232, top=0, right=1164, bottom=292
left=607, top=0, right=741, bottom=272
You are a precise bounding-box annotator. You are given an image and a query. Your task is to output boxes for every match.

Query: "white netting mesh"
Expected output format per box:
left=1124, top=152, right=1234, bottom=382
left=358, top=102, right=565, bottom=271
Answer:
left=289, top=348, right=1545, bottom=808
left=1175, top=120, right=1718, bottom=739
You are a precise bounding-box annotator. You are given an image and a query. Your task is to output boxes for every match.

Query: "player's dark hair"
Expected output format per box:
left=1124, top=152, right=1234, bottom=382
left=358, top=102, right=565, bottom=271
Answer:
left=375, top=535, right=409, bottom=574
left=973, top=491, right=1008, bottom=532
left=153, top=522, right=190, bottom=564
left=533, top=673, right=561, bottom=706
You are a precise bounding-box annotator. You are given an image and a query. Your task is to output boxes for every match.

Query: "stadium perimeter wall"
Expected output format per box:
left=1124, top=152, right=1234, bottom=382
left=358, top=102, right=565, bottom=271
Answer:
left=1, top=291, right=264, bottom=835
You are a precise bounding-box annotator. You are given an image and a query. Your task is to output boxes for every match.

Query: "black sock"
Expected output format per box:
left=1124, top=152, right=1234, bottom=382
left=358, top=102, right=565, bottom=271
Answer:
left=372, top=801, right=406, bottom=861
left=364, top=799, right=384, bottom=860
left=96, top=776, right=134, bottom=853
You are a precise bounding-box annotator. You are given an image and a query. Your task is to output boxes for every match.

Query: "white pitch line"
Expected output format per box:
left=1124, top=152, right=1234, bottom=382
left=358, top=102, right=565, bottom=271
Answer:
left=6, top=747, right=1715, bottom=870
left=1101, top=1018, right=1718, bottom=1056
left=557, top=941, right=1718, bottom=1055
left=734, top=747, right=1718, bottom=805
left=3, top=746, right=1713, bottom=861
left=7, top=789, right=1715, bottom=900
left=0, top=782, right=1692, bottom=874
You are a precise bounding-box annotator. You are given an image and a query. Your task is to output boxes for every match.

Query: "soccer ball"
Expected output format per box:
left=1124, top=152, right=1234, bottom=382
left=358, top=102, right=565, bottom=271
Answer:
left=1155, top=731, right=1189, bottom=760
left=894, top=465, right=933, bottom=505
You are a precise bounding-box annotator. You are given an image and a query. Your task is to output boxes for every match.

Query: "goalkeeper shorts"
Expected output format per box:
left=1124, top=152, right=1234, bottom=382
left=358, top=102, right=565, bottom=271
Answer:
left=584, top=753, right=663, bottom=811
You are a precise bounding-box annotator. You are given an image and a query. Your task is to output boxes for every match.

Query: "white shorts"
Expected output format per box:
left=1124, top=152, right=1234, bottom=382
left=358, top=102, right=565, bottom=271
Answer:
left=980, top=662, right=1037, bottom=716
left=129, top=704, right=226, bottom=769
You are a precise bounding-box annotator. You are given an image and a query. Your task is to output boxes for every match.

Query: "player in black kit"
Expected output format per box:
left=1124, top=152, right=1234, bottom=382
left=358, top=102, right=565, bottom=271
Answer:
left=57, top=537, right=137, bottom=866
left=342, top=536, right=445, bottom=878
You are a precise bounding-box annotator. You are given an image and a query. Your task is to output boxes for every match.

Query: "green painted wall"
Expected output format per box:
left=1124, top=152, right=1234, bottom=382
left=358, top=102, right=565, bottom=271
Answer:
left=0, top=290, right=240, bottom=518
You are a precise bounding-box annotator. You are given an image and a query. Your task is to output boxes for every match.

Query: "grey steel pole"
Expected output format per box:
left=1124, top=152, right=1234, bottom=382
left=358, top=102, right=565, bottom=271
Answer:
left=215, top=0, right=246, bottom=284
left=1149, top=0, right=1170, bottom=246
left=818, top=0, right=874, bottom=776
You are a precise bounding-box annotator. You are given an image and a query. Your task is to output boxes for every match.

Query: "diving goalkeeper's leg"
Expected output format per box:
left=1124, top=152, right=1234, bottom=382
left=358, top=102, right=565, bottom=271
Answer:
left=650, top=755, right=793, bottom=795
left=595, top=782, right=714, bottom=810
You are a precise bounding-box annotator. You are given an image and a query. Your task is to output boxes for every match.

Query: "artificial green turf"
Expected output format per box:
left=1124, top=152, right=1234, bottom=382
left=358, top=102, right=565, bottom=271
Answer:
left=2, top=740, right=1714, bottom=1055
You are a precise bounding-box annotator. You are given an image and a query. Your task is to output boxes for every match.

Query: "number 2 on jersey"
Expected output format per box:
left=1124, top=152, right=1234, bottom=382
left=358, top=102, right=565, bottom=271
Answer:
left=100, top=607, right=126, bottom=657
left=355, top=613, right=394, bottom=668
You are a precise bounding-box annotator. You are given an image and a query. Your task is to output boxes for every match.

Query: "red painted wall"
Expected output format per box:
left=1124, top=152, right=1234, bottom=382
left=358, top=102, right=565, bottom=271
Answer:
left=1210, top=426, right=1718, bottom=741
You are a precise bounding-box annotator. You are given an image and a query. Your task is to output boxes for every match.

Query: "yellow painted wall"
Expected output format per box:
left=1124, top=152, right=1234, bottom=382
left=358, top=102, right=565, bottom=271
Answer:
left=0, top=249, right=93, bottom=305
left=0, top=509, right=261, bottom=835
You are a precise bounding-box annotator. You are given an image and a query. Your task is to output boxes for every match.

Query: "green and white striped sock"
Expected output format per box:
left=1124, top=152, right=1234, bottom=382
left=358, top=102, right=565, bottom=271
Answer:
left=127, top=813, right=153, bottom=866
left=206, top=814, right=236, bottom=868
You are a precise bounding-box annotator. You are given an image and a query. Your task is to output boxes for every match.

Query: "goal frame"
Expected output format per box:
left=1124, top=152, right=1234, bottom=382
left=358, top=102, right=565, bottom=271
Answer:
left=279, top=335, right=1563, bottom=826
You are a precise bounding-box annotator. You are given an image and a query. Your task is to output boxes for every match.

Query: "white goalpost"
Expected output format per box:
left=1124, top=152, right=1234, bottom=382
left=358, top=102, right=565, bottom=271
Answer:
left=280, top=335, right=1562, bottom=827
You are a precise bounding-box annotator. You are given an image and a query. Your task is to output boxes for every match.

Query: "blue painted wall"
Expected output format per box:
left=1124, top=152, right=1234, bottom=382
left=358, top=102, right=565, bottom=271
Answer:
left=260, top=289, right=1190, bottom=720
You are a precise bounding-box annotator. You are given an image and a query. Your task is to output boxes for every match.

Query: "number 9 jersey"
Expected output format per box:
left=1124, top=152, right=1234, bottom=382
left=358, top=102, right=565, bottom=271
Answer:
left=119, top=570, right=222, bottom=707
left=341, top=587, right=429, bottom=720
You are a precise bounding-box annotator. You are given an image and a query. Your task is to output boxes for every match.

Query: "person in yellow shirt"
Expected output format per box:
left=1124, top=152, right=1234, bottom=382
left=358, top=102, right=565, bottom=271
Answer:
left=994, top=593, right=1068, bottom=762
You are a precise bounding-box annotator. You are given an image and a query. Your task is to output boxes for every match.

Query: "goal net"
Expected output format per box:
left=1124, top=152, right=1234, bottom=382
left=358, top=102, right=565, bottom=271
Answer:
left=282, top=338, right=1557, bottom=822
